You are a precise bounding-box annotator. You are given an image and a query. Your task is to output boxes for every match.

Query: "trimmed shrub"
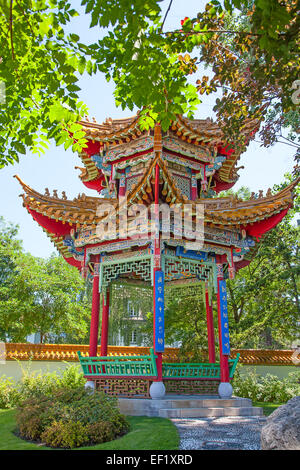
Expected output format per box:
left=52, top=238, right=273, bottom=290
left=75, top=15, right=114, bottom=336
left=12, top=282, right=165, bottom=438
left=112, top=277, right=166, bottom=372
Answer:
left=110, top=413, right=130, bottom=436
left=87, top=420, right=115, bottom=444
left=40, top=420, right=87, bottom=449
left=16, top=386, right=129, bottom=448
left=16, top=395, right=56, bottom=440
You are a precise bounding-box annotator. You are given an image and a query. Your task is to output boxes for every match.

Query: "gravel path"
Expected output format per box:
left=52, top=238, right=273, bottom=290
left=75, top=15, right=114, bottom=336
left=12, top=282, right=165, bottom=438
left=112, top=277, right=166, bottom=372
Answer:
left=172, top=416, right=267, bottom=450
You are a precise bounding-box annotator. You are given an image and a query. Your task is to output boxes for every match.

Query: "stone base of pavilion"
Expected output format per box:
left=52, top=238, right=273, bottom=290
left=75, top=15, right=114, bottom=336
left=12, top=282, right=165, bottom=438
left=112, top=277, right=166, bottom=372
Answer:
left=117, top=395, right=264, bottom=418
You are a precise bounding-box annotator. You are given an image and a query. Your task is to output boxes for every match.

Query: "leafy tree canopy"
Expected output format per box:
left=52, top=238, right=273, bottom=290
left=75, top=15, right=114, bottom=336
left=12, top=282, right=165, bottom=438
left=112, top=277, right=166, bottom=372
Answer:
left=0, top=217, right=90, bottom=343
left=0, top=0, right=299, bottom=167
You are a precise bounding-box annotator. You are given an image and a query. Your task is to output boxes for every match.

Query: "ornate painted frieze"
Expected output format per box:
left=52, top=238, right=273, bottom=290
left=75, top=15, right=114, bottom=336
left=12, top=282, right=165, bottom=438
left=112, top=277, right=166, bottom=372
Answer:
left=162, top=136, right=211, bottom=162
left=101, top=247, right=151, bottom=263
left=115, top=155, right=152, bottom=171
left=85, top=238, right=153, bottom=258
left=203, top=226, right=255, bottom=249
left=175, top=246, right=208, bottom=262
left=163, top=238, right=230, bottom=260
left=162, top=152, right=202, bottom=171
left=104, top=136, right=154, bottom=163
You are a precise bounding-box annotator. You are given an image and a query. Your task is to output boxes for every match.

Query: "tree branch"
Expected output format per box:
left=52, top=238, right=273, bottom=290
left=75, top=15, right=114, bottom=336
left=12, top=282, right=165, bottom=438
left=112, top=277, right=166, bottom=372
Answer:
left=9, top=0, right=15, bottom=60
left=160, top=0, right=174, bottom=33
left=15, top=0, right=35, bottom=38
left=161, top=29, right=261, bottom=37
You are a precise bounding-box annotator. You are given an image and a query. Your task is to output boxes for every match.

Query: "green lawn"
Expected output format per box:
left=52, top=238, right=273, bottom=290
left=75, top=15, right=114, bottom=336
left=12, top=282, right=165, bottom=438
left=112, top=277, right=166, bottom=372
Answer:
left=0, top=409, right=180, bottom=451
left=253, top=402, right=282, bottom=416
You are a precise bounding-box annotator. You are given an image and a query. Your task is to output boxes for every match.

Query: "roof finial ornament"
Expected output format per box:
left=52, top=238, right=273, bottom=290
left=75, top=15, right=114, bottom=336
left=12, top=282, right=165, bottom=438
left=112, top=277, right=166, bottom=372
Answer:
left=62, top=191, right=67, bottom=200
left=44, top=188, right=50, bottom=197
left=266, top=188, right=272, bottom=197
left=53, top=190, right=58, bottom=198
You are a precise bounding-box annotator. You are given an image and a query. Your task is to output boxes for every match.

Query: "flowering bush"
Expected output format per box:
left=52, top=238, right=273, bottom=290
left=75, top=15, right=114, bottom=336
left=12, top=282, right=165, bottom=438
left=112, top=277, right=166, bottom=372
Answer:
left=233, top=368, right=300, bottom=403
left=16, top=386, right=129, bottom=448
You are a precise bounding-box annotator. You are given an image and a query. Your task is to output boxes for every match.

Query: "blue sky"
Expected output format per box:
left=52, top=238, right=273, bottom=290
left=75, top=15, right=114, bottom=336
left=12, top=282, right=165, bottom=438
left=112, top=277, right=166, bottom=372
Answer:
left=0, top=0, right=296, bottom=258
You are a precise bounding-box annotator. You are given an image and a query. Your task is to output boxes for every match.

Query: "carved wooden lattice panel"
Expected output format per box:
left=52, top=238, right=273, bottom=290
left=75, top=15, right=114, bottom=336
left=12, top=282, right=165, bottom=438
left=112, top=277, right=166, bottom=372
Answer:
left=101, top=257, right=152, bottom=289
left=164, top=257, right=213, bottom=283
left=95, top=378, right=150, bottom=398
left=164, top=379, right=220, bottom=395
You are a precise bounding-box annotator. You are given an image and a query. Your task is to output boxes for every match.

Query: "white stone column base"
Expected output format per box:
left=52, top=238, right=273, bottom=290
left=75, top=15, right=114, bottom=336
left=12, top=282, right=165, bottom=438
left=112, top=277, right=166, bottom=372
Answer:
left=150, top=381, right=166, bottom=399
left=218, top=382, right=233, bottom=399
left=85, top=380, right=95, bottom=393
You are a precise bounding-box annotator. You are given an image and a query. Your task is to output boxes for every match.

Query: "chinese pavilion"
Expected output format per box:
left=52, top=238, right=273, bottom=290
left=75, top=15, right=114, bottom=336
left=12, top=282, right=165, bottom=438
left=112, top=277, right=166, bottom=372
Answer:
left=15, top=113, right=299, bottom=399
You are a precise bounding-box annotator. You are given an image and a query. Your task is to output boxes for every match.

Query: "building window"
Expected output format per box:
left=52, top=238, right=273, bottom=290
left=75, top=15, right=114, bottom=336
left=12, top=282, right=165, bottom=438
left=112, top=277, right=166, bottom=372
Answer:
left=130, top=329, right=137, bottom=345
left=127, top=300, right=136, bottom=318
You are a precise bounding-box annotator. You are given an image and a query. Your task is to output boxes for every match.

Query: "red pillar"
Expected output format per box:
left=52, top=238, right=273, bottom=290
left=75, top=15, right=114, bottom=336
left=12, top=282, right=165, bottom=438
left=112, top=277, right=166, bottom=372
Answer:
left=89, top=256, right=100, bottom=357
left=100, top=289, right=110, bottom=357
left=216, top=260, right=230, bottom=382
left=205, top=286, right=216, bottom=363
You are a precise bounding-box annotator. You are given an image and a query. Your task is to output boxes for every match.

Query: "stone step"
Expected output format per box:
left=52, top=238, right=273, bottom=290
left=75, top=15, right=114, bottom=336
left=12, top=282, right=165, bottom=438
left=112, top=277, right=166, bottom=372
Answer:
left=118, top=397, right=253, bottom=414
left=158, top=406, right=263, bottom=419
left=155, top=398, right=253, bottom=409
left=118, top=396, right=263, bottom=417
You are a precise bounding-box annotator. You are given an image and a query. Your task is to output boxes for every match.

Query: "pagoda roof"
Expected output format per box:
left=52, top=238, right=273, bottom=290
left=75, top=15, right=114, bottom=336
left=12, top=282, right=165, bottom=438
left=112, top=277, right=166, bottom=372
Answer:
left=76, top=113, right=258, bottom=190
left=15, top=159, right=298, bottom=261
left=78, top=113, right=256, bottom=147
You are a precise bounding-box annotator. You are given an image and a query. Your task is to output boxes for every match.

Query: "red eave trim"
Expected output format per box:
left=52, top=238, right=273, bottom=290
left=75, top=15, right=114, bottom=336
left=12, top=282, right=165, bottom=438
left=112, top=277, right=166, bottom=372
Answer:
left=27, top=208, right=75, bottom=236
left=64, top=257, right=82, bottom=270
left=241, top=207, right=289, bottom=240
left=82, top=175, right=105, bottom=192
left=214, top=180, right=236, bottom=193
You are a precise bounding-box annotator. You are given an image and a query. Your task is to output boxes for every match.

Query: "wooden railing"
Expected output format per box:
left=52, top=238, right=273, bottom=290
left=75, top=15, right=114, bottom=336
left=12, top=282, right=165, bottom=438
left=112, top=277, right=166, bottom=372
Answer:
left=78, top=349, right=158, bottom=378
left=3, top=343, right=299, bottom=366
left=78, top=352, right=240, bottom=380
left=162, top=355, right=240, bottom=380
